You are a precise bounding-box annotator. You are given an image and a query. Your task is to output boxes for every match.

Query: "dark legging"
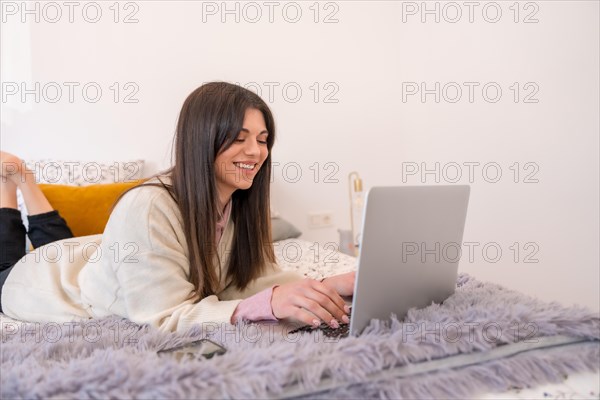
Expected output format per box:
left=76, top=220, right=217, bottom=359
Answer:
left=0, top=208, right=74, bottom=312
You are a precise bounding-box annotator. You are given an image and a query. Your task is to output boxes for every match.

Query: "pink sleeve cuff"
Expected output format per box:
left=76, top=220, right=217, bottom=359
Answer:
left=231, top=286, right=278, bottom=323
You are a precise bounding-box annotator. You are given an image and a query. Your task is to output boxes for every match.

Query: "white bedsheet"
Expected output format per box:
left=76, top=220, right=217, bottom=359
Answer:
left=480, top=370, right=599, bottom=399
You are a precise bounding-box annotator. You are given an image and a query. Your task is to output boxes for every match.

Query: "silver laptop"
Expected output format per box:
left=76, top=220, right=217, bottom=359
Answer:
left=346, top=185, right=471, bottom=335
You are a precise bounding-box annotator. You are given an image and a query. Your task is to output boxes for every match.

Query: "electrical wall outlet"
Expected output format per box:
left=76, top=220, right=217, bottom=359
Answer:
left=308, top=212, right=333, bottom=228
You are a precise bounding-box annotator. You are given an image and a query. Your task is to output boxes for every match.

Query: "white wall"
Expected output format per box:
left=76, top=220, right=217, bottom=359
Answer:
left=2, top=1, right=598, bottom=311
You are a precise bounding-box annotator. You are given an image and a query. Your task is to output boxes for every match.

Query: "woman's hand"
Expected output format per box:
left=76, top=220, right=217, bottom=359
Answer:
left=321, top=271, right=356, bottom=297
left=271, top=279, right=350, bottom=328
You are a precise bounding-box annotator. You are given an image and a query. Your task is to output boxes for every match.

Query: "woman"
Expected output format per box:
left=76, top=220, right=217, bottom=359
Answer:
left=0, top=82, right=354, bottom=333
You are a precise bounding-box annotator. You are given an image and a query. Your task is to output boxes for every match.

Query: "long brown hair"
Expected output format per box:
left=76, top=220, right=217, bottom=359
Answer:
left=116, top=82, right=276, bottom=298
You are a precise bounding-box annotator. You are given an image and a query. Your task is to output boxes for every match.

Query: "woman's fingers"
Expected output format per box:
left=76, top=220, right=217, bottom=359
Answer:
left=321, top=272, right=356, bottom=297
left=271, top=279, right=350, bottom=328
left=294, top=297, right=336, bottom=327
left=291, top=306, right=327, bottom=328
left=306, top=280, right=348, bottom=322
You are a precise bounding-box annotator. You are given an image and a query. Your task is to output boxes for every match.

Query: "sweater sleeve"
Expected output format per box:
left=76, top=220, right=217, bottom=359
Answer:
left=230, top=286, right=278, bottom=323
left=99, top=187, right=242, bottom=333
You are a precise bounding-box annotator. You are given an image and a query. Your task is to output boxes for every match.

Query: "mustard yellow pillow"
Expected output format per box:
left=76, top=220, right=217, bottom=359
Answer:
left=39, top=181, right=144, bottom=237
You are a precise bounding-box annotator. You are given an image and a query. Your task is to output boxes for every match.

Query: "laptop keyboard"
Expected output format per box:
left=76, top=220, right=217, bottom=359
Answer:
left=288, top=311, right=352, bottom=338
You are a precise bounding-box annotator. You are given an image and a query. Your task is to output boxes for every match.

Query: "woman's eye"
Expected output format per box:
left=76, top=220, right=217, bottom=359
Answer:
left=236, top=138, right=267, bottom=145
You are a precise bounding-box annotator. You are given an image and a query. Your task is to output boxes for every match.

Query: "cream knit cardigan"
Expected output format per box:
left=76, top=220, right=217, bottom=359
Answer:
left=1, top=181, right=302, bottom=332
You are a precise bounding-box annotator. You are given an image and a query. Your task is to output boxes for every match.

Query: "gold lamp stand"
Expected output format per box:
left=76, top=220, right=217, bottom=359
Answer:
left=348, top=171, right=363, bottom=257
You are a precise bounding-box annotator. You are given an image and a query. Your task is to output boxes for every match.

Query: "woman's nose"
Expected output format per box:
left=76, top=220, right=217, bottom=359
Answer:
left=244, top=139, right=260, bottom=155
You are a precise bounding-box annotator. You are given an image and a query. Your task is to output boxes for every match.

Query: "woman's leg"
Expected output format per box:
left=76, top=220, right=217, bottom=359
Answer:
left=0, top=154, right=74, bottom=313
left=0, top=179, right=27, bottom=313
left=0, top=163, right=28, bottom=312
left=1, top=152, right=74, bottom=248
left=0, top=174, right=18, bottom=209
left=0, top=178, right=27, bottom=271
left=1, top=151, right=53, bottom=215
left=0, top=206, right=25, bottom=313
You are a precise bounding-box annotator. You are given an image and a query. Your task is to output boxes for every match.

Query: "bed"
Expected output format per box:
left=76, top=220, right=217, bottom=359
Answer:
left=1, top=238, right=598, bottom=399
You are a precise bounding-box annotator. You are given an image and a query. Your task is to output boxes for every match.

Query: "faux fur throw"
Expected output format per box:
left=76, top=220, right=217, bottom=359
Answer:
left=1, top=274, right=598, bottom=399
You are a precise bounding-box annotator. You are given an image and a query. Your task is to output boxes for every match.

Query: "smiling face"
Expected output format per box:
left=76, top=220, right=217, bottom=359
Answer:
left=214, top=108, right=269, bottom=207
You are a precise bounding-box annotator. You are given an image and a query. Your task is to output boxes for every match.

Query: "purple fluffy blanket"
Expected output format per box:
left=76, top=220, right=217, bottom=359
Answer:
left=1, top=273, right=598, bottom=399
